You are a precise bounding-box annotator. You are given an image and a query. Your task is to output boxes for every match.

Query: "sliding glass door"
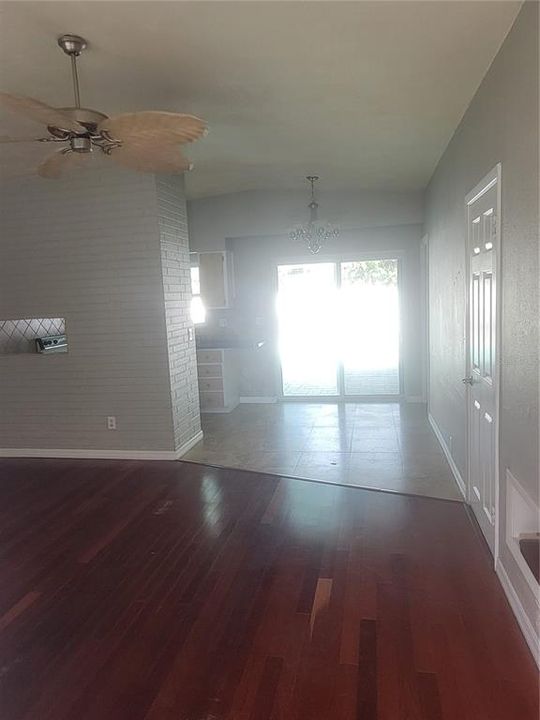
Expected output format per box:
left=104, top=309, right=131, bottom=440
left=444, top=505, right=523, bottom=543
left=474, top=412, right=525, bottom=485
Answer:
left=277, top=263, right=340, bottom=396
left=277, top=258, right=401, bottom=398
left=340, top=259, right=400, bottom=395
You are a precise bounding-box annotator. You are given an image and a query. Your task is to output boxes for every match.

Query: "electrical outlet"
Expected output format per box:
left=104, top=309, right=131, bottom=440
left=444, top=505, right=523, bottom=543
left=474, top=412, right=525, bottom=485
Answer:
left=187, top=327, right=194, bottom=342
left=107, top=416, right=117, bottom=430
left=218, top=318, right=228, bottom=328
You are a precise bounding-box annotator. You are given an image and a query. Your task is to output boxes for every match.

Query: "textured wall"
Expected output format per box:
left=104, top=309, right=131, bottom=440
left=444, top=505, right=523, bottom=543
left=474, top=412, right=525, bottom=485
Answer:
left=188, top=189, right=424, bottom=250
left=157, top=176, right=201, bottom=452
left=0, top=166, right=199, bottom=455
left=425, top=3, right=539, bottom=633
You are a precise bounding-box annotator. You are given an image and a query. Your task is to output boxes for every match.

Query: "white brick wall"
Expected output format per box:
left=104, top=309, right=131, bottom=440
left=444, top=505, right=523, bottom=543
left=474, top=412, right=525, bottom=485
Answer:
left=0, top=166, right=200, bottom=455
left=156, top=176, right=201, bottom=452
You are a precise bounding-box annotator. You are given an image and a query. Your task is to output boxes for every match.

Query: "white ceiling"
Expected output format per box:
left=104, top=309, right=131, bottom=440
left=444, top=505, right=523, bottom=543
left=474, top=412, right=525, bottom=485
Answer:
left=0, top=1, right=521, bottom=198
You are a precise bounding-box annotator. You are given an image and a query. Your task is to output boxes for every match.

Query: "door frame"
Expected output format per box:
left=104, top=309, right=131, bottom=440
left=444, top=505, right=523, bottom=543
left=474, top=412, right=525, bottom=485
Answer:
left=274, top=251, right=405, bottom=402
left=464, top=163, right=502, bottom=565
left=420, top=234, right=429, bottom=404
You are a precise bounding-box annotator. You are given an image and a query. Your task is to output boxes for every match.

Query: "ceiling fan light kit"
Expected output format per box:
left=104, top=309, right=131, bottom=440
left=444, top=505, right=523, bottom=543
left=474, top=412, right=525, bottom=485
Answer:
left=0, top=34, right=207, bottom=178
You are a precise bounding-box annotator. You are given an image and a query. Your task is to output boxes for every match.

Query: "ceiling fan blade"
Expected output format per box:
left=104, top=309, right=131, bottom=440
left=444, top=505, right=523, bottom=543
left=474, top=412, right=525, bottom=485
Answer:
left=37, top=150, right=91, bottom=179
left=99, top=111, right=207, bottom=145
left=0, top=93, right=84, bottom=133
left=108, top=143, right=193, bottom=174
left=0, top=135, right=52, bottom=143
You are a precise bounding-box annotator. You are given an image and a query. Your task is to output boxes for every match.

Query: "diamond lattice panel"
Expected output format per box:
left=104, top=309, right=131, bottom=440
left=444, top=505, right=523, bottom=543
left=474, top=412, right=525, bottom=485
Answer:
left=0, top=318, right=65, bottom=354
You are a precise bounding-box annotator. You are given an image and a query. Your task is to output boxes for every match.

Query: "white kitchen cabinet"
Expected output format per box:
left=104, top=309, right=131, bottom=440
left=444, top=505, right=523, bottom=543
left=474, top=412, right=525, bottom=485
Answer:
left=196, top=348, right=240, bottom=413
left=190, top=251, right=234, bottom=309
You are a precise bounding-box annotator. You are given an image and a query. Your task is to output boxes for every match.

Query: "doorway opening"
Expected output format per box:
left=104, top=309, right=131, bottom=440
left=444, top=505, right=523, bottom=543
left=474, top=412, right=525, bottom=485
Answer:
left=277, top=258, right=401, bottom=399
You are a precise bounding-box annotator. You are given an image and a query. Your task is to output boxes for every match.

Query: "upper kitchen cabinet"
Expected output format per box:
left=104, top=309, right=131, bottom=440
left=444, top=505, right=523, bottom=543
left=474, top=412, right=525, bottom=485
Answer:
left=190, top=251, right=234, bottom=309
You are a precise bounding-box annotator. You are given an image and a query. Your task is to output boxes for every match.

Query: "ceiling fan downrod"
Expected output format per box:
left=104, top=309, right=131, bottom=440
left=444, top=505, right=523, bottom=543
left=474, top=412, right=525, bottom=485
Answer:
left=57, top=34, right=87, bottom=109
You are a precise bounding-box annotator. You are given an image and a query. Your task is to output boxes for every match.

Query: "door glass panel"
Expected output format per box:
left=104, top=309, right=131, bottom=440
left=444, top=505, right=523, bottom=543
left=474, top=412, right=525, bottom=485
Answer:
left=340, top=259, right=400, bottom=395
left=277, top=263, right=339, bottom=396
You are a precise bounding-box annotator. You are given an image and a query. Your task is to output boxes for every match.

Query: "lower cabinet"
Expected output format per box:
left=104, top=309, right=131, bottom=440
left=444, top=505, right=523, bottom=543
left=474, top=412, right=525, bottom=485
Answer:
left=196, top=349, right=240, bottom=413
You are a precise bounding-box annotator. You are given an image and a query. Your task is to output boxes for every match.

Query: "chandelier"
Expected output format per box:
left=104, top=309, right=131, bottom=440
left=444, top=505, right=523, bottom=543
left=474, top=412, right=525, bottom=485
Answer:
left=289, top=176, right=339, bottom=254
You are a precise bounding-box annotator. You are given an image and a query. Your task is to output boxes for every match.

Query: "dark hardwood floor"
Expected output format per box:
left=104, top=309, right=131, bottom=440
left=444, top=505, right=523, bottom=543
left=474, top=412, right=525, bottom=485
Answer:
left=0, top=458, right=537, bottom=719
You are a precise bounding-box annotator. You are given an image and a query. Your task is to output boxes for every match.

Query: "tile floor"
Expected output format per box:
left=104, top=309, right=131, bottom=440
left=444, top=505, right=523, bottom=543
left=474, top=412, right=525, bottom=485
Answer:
left=283, top=367, right=400, bottom=396
left=183, top=402, right=463, bottom=501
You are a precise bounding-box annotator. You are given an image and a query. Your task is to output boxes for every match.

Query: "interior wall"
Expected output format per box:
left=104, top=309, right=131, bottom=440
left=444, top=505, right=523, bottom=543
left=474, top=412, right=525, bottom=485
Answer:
left=0, top=167, right=199, bottom=455
left=425, top=2, right=539, bottom=637
left=156, top=176, right=202, bottom=452
left=188, top=189, right=423, bottom=250
left=188, top=189, right=425, bottom=400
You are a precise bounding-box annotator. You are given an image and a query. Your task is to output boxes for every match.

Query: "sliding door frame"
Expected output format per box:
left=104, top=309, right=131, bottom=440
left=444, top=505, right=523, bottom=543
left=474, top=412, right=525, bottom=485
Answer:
left=274, top=250, right=404, bottom=403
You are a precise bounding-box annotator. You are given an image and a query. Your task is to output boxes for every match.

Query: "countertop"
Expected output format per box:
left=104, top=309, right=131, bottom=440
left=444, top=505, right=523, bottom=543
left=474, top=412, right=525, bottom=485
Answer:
left=196, top=340, right=266, bottom=350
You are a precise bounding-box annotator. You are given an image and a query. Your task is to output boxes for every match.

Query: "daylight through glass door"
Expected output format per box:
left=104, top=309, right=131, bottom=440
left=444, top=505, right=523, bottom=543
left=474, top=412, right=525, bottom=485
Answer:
left=277, top=258, right=400, bottom=398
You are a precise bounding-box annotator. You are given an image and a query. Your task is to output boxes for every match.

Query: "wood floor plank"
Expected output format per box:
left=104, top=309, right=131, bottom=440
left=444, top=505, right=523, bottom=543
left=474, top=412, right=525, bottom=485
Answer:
left=357, top=619, right=377, bottom=719
left=0, top=591, right=41, bottom=633
left=416, top=672, right=443, bottom=720
left=0, top=458, right=537, bottom=720
left=248, top=656, right=283, bottom=720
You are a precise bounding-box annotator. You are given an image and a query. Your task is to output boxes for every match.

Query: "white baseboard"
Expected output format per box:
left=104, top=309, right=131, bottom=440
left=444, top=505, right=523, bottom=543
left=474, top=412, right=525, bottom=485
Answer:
left=239, top=396, right=277, bottom=404
left=496, top=558, right=540, bottom=667
left=406, top=395, right=426, bottom=403
left=0, top=429, right=204, bottom=461
left=428, top=412, right=467, bottom=498
left=175, top=430, right=203, bottom=458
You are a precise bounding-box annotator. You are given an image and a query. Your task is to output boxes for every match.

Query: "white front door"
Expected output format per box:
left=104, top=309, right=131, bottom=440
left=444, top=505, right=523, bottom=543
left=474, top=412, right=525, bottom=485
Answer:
left=465, top=165, right=500, bottom=555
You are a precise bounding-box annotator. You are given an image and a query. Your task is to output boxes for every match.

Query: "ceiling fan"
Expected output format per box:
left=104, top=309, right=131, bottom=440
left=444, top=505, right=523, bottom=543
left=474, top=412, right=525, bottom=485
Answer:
left=0, top=34, right=207, bottom=179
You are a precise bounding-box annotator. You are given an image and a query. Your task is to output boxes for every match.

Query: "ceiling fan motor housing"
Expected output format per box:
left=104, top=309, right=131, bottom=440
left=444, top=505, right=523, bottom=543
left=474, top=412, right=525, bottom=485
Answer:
left=70, top=136, right=92, bottom=153
left=47, top=108, right=109, bottom=139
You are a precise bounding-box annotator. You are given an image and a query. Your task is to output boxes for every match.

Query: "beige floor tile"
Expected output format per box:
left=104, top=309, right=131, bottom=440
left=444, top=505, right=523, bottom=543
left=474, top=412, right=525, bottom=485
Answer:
left=183, top=448, right=251, bottom=468
left=350, top=436, right=400, bottom=453
left=401, top=453, right=452, bottom=476
left=398, top=437, right=441, bottom=457
left=292, top=465, right=350, bottom=485
left=260, top=435, right=311, bottom=452
left=242, top=450, right=302, bottom=473
left=186, top=402, right=461, bottom=502
left=351, top=425, right=398, bottom=438
left=303, top=436, right=352, bottom=452
left=296, top=451, right=350, bottom=468
left=348, top=451, right=402, bottom=468
left=346, top=468, right=405, bottom=489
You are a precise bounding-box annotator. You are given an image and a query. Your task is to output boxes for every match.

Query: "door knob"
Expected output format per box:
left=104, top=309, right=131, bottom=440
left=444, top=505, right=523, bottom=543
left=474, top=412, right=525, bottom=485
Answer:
left=462, top=377, right=474, bottom=385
